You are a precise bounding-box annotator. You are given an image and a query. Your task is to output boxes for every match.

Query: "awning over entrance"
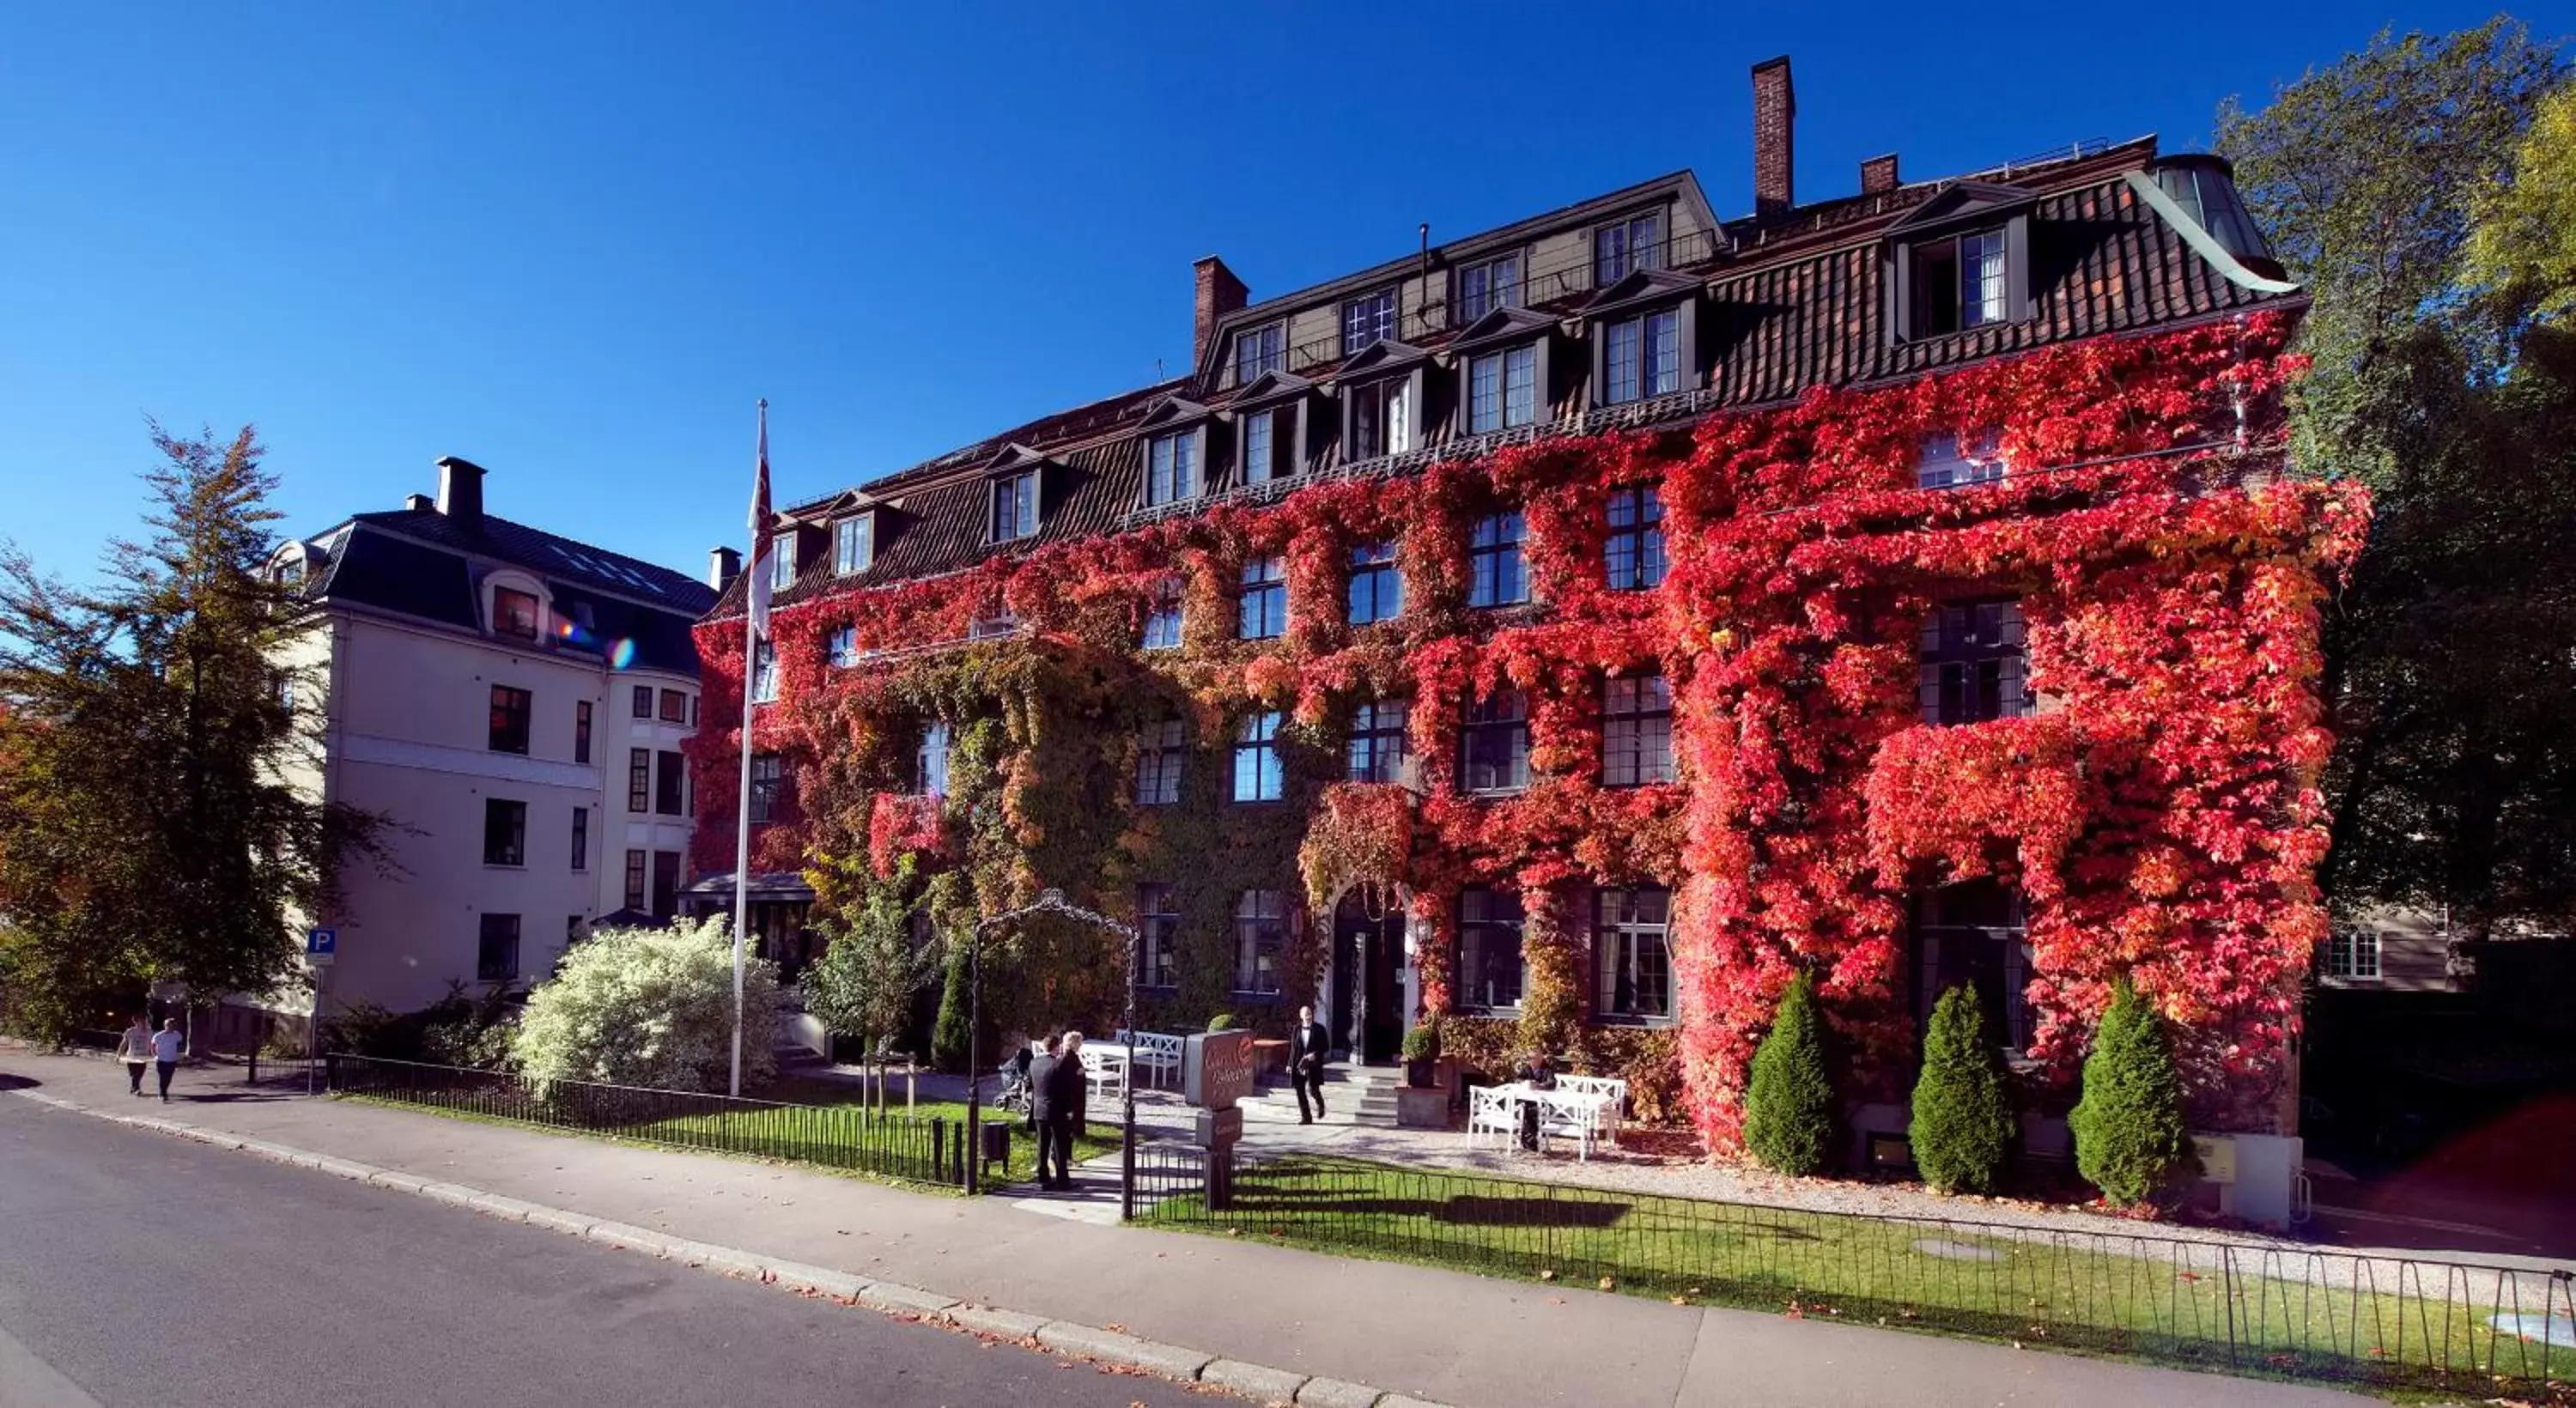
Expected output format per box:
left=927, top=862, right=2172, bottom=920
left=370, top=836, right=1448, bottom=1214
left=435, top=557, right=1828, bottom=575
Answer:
left=682, top=871, right=816, bottom=902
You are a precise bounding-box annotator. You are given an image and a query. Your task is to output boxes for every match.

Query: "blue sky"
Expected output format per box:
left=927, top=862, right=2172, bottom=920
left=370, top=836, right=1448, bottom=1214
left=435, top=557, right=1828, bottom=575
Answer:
left=2, top=1, right=2561, bottom=588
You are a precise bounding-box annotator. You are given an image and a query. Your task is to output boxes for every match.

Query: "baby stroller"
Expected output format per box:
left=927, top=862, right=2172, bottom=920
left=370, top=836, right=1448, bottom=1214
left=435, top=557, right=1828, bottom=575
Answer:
left=993, top=1049, right=1035, bottom=1120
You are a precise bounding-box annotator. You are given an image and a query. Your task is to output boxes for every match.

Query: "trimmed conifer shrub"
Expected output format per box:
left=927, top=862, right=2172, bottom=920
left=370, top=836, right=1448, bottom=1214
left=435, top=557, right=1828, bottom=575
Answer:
left=930, top=942, right=972, bottom=1072
left=2069, top=978, right=2191, bottom=1206
left=1908, top=984, right=2017, bottom=1194
left=1742, top=973, right=1837, bottom=1175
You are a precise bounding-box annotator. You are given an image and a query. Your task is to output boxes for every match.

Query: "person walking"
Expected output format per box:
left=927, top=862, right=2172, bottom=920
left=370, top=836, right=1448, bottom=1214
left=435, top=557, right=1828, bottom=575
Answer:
left=1028, top=1035, right=1065, bottom=1186
left=1042, top=1030, right=1087, bottom=1192
left=150, top=1017, right=186, bottom=1102
left=115, top=1015, right=153, bottom=1096
left=1291, top=1004, right=1331, bottom=1125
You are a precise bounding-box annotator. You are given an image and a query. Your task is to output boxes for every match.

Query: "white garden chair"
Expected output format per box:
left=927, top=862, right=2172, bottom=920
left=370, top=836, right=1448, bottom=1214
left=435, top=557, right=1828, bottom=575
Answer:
left=1078, top=1045, right=1127, bottom=1102
left=1555, top=1074, right=1627, bottom=1147
left=1534, top=1089, right=1599, bottom=1162
left=1467, top=1085, right=1516, bottom=1150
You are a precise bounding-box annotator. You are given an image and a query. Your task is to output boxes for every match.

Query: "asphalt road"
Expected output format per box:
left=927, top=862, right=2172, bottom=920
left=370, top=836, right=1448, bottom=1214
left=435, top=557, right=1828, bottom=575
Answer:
left=0, top=1096, right=1214, bottom=1408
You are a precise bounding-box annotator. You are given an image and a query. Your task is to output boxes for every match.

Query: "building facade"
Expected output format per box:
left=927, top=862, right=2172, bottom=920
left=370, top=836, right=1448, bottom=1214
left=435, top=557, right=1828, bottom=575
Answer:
left=692, top=58, right=2361, bottom=1166
left=274, top=457, right=715, bottom=1017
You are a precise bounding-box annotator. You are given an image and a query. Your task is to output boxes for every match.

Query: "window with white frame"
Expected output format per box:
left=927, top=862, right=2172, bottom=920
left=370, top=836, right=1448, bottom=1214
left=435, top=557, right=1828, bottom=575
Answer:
left=493, top=586, right=541, bottom=641
left=1234, top=321, right=1284, bottom=385
left=770, top=532, right=798, bottom=592
left=1341, top=288, right=1397, bottom=355
left=827, top=625, right=858, bottom=669
left=1145, top=431, right=1200, bottom=507
left=1347, top=377, right=1413, bottom=459
left=1918, top=600, right=2030, bottom=725
left=991, top=471, right=1039, bottom=542
left=1142, top=580, right=1183, bottom=650
left=2325, top=930, right=2383, bottom=981
left=1135, top=713, right=1184, bottom=805
left=750, top=641, right=778, bottom=703
left=1596, top=887, right=1673, bottom=1022
left=1461, top=690, right=1529, bottom=793
left=1458, top=253, right=1522, bottom=323
left=1139, top=884, right=1179, bottom=988
left=1467, top=512, right=1528, bottom=608
left=1347, top=541, right=1402, bottom=625
left=1234, top=889, right=1286, bottom=994
left=1910, top=228, right=2009, bottom=334
left=1232, top=711, right=1284, bottom=802
left=1595, top=211, right=1664, bottom=285
left=1601, top=674, right=1674, bottom=786
left=914, top=719, right=950, bottom=797
left=1237, top=555, right=1286, bottom=640
left=1605, top=486, right=1667, bottom=590
left=834, top=514, right=873, bottom=575
left=1917, top=430, right=2007, bottom=489
left=1241, top=404, right=1291, bottom=485
left=1602, top=308, right=1682, bottom=405
left=1346, top=697, right=1410, bottom=784
left=1468, top=344, right=1538, bottom=433
left=748, top=754, right=784, bottom=823
left=1455, top=887, right=1525, bottom=1010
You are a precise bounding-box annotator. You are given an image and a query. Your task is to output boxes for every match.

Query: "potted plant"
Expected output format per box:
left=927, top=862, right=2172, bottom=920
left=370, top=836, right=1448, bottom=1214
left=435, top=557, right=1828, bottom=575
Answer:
left=1401, top=1020, right=1441, bottom=1089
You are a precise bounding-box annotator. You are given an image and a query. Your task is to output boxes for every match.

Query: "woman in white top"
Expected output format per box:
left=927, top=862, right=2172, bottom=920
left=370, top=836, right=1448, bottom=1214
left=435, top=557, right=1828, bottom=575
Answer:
left=115, top=1016, right=153, bottom=1095
left=149, top=1019, right=185, bottom=1102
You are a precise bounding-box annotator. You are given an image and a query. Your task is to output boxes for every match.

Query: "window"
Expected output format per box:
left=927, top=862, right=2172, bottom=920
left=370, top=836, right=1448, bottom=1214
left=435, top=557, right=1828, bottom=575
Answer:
left=1348, top=377, right=1413, bottom=459
left=748, top=754, right=783, bottom=824
left=1461, top=690, right=1530, bottom=793
left=1596, top=888, right=1673, bottom=1022
left=991, top=470, right=1039, bottom=541
left=828, top=625, right=859, bottom=668
left=494, top=586, right=540, bottom=640
left=1595, top=211, right=1664, bottom=285
left=1605, top=487, right=1667, bottom=590
left=1341, top=288, right=1396, bottom=355
left=632, top=685, right=653, bottom=719
left=969, top=608, right=1019, bottom=640
left=750, top=641, right=778, bottom=703
left=1459, top=253, right=1522, bottom=322
left=914, top=720, right=951, bottom=798
left=1232, top=711, right=1284, bottom=803
left=1602, top=309, right=1681, bottom=405
left=567, top=915, right=587, bottom=952
left=1234, top=321, right=1284, bottom=385
left=1468, top=345, right=1538, bottom=433
left=1347, top=541, right=1402, bottom=625
left=1145, top=432, right=1200, bottom=507
left=1135, top=713, right=1184, bottom=805
left=1913, top=879, right=2030, bottom=1048
left=1917, top=430, right=2007, bottom=489
left=770, top=532, right=798, bottom=592
left=650, top=849, right=680, bottom=919
left=1601, top=674, right=1674, bottom=786
left=654, top=750, right=685, bottom=816
left=2325, top=931, right=2383, bottom=982
left=574, top=700, right=593, bottom=765
left=1911, top=228, right=2009, bottom=335
left=1456, top=887, right=1525, bottom=1010
left=1919, top=600, right=2030, bottom=725
left=1234, top=889, right=1285, bottom=995
left=483, top=798, right=526, bottom=867
left=1138, top=884, right=1180, bottom=989
left=1346, top=697, right=1411, bottom=784
left=659, top=689, right=686, bottom=724
left=627, top=749, right=650, bottom=813
left=623, top=850, right=647, bottom=911
left=834, top=514, right=873, bottom=576
left=1142, top=581, right=1183, bottom=651
left=1236, top=555, right=1286, bottom=640
left=477, top=913, right=521, bottom=983
left=2155, top=161, right=2270, bottom=262
left=1240, top=405, right=1292, bottom=484
left=570, top=806, right=589, bottom=871
left=488, top=685, right=532, bottom=755
left=1467, top=512, right=1528, bottom=608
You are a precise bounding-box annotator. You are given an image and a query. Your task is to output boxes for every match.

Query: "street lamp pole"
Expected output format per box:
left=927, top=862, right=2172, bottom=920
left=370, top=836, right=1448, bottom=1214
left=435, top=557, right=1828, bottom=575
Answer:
left=964, top=921, right=981, bottom=1196
left=1121, top=927, right=1138, bottom=1222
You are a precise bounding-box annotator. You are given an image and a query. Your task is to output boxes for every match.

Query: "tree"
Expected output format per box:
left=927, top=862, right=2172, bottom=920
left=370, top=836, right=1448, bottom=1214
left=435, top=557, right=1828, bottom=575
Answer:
left=0, top=425, right=375, bottom=1039
left=2069, top=980, right=2191, bottom=1207
left=1741, top=973, right=1836, bottom=1176
left=802, top=856, right=938, bottom=1108
left=2220, top=24, right=2576, bottom=934
left=2465, top=80, right=2576, bottom=327
left=515, top=915, right=781, bottom=1094
left=1908, top=985, right=2018, bottom=1195
left=930, top=940, right=973, bottom=1073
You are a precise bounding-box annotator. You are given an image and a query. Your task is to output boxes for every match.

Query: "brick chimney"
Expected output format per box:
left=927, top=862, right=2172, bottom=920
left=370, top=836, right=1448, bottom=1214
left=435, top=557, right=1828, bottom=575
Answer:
left=1193, top=255, right=1249, bottom=368
left=708, top=546, right=741, bottom=591
left=1753, top=56, right=1795, bottom=219
left=1861, top=153, right=1900, bottom=195
left=434, top=455, right=485, bottom=525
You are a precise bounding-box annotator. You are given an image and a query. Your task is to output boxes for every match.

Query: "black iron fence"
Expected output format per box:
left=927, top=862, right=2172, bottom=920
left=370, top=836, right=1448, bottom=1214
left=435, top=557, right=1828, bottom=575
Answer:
left=327, top=1054, right=1002, bottom=1192
left=1133, top=1148, right=2576, bottom=1397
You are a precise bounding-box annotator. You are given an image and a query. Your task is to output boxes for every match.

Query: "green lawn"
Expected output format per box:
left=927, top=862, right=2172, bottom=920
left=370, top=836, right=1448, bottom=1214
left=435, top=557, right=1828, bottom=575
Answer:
left=1139, top=1155, right=2576, bottom=1396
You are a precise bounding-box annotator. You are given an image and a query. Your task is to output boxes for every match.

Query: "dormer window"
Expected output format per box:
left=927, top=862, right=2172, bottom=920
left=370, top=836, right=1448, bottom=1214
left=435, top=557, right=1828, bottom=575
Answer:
left=1887, top=186, right=2033, bottom=343
left=1348, top=377, right=1413, bottom=459
left=1145, top=431, right=1200, bottom=507
left=1603, top=309, right=1681, bottom=405
left=991, top=470, right=1038, bottom=541
left=770, top=531, right=798, bottom=592
left=1467, top=346, right=1538, bottom=433
left=1917, top=430, right=2006, bottom=489
left=1595, top=211, right=1664, bottom=285
left=493, top=586, right=541, bottom=641
left=1234, top=322, right=1285, bottom=385
left=2154, top=158, right=2271, bottom=265
left=1241, top=405, right=1289, bottom=485
left=1458, top=254, right=1522, bottom=323
left=1913, top=228, right=2008, bottom=333
left=1342, top=288, right=1397, bottom=355
left=833, top=513, right=873, bottom=575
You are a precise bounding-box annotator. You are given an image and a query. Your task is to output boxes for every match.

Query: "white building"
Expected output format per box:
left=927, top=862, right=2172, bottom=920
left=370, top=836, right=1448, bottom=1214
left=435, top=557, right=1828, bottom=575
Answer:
left=269, top=457, right=718, bottom=1017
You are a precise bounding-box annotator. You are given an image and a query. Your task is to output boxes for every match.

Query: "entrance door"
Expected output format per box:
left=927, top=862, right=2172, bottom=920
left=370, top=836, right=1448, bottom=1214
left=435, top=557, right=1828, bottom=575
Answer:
left=1333, top=892, right=1405, bottom=1063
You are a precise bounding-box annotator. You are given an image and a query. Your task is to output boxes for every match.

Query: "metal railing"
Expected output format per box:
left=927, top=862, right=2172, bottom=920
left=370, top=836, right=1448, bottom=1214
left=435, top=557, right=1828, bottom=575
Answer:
left=1132, top=1149, right=2576, bottom=1396
left=327, top=1054, right=1001, bottom=1192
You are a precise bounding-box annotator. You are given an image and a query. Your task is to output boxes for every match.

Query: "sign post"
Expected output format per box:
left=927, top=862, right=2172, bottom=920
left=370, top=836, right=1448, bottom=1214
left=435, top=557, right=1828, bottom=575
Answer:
left=1182, top=1029, right=1255, bottom=1210
left=305, top=928, right=337, bottom=1096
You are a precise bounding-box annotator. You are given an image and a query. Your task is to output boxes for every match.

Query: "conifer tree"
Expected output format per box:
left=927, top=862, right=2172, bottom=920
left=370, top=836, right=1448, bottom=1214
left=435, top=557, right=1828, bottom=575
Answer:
left=1909, top=984, right=2017, bottom=1194
left=1742, top=972, right=1836, bottom=1175
left=2069, top=979, right=2192, bottom=1206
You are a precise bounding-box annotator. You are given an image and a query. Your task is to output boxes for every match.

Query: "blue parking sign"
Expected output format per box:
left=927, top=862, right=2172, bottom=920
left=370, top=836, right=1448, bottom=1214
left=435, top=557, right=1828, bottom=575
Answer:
left=307, top=928, right=337, bottom=960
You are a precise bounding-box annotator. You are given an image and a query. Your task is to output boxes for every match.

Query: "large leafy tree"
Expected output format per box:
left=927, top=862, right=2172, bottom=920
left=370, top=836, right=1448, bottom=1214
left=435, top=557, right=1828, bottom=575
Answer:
left=2220, top=22, right=2576, bottom=934
left=802, top=854, right=939, bottom=1105
left=515, top=915, right=780, bottom=1092
left=0, top=425, right=374, bottom=1037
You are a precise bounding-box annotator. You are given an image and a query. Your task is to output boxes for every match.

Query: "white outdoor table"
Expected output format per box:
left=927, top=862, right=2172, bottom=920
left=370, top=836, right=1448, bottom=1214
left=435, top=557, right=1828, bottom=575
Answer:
left=1491, top=1082, right=1613, bottom=1158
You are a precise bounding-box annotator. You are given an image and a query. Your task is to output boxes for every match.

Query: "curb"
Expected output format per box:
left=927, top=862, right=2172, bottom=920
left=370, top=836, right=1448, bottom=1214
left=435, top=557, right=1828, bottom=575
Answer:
left=3, top=1084, right=1454, bottom=1408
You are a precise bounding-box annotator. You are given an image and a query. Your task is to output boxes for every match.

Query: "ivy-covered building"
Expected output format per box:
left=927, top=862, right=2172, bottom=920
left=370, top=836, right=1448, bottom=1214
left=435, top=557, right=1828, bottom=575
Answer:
left=690, top=56, right=2360, bottom=1177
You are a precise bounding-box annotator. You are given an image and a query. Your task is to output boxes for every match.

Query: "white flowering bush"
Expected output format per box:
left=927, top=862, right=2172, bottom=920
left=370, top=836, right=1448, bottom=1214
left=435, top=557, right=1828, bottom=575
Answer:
left=513, top=915, right=779, bottom=1094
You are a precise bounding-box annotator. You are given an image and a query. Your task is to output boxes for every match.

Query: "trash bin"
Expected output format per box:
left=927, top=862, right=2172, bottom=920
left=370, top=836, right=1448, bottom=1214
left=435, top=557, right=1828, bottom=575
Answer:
left=980, top=1120, right=1012, bottom=1168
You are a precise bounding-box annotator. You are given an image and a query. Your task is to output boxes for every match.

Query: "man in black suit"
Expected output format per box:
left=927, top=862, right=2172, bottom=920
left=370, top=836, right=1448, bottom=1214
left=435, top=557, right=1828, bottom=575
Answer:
left=1027, top=1035, right=1063, bottom=1186
left=1291, top=1004, right=1331, bottom=1125
left=1043, top=1030, right=1090, bottom=1191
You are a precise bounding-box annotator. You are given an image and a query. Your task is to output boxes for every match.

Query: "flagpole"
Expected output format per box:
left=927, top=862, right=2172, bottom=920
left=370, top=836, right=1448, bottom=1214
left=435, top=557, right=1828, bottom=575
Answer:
left=731, top=398, right=767, bottom=1098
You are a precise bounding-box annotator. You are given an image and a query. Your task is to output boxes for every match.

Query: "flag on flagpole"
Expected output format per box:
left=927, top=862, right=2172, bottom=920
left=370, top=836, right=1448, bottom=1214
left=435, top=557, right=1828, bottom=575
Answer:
left=745, top=406, right=774, bottom=641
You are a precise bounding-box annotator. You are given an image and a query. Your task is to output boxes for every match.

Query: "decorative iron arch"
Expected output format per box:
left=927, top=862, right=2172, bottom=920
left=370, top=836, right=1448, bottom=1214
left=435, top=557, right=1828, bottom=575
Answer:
left=968, top=889, right=1143, bottom=1208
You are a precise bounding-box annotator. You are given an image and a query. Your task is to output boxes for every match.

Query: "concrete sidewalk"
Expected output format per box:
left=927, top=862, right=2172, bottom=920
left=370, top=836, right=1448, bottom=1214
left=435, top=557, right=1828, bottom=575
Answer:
left=0, top=1047, right=2358, bottom=1408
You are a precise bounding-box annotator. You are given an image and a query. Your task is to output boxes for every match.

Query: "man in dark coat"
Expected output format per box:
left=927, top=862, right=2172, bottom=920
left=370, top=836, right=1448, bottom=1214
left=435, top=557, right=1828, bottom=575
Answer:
left=1290, top=1004, right=1331, bottom=1125
left=1045, top=1031, right=1090, bottom=1191
left=1027, top=1035, right=1063, bottom=1186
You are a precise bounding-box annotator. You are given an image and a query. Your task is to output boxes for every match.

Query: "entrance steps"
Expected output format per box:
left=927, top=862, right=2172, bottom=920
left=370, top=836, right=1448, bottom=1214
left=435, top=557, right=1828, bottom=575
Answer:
left=1247, top=1060, right=1402, bottom=1128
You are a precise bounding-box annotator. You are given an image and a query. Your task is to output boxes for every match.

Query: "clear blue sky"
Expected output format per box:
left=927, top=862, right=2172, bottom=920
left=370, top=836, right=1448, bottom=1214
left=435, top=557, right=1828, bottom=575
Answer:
left=2, top=1, right=2561, bottom=588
